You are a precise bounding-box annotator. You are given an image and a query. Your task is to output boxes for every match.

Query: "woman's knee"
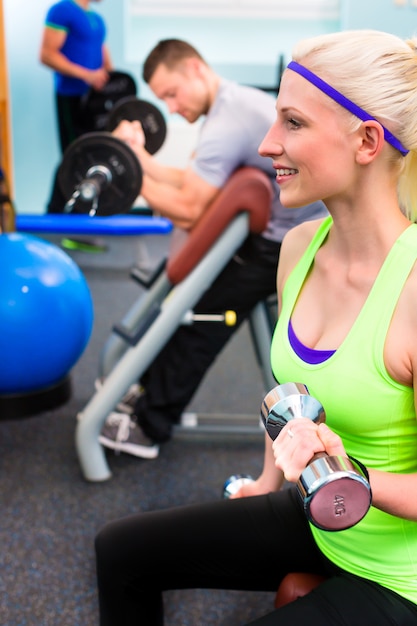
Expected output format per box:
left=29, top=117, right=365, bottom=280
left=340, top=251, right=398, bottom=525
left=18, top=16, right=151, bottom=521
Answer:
left=95, top=514, right=152, bottom=573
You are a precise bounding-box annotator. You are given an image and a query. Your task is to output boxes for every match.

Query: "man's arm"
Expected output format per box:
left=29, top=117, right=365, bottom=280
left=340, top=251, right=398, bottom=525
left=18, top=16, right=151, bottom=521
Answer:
left=141, top=168, right=220, bottom=230
left=113, top=120, right=220, bottom=229
left=102, top=44, right=113, bottom=72
left=39, top=26, right=109, bottom=89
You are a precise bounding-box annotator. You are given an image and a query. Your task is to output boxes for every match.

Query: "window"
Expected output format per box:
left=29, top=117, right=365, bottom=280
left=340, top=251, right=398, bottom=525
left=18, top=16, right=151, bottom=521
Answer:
left=128, top=0, right=340, bottom=20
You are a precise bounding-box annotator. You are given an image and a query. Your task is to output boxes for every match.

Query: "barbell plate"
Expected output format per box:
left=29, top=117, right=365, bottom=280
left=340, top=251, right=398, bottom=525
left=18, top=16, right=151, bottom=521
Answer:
left=106, top=97, right=167, bottom=154
left=57, top=132, right=143, bottom=216
left=80, top=71, right=138, bottom=132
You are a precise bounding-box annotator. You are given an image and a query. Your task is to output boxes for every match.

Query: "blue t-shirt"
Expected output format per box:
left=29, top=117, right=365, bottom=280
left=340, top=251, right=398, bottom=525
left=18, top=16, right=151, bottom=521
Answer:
left=45, top=0, right=106, bottom=96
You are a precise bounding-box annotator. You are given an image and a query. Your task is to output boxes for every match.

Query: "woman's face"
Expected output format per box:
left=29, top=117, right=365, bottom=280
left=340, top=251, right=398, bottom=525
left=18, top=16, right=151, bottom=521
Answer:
left=259, top=68, right=358, bottom=209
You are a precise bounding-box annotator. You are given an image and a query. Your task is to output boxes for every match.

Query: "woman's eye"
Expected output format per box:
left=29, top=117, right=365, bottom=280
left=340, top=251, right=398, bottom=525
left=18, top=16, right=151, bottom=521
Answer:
left=288, top=118, right=301, bottom=128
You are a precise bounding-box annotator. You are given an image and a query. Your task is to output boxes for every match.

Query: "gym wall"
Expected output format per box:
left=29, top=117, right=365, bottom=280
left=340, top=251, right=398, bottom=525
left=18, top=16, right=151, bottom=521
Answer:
left=3, top=0, right=414, bottom=216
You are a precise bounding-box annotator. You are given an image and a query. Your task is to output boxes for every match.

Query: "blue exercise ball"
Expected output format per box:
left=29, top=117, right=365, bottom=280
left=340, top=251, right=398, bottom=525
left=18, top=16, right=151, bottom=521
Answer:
left=0, top=233, right=94, bottom=394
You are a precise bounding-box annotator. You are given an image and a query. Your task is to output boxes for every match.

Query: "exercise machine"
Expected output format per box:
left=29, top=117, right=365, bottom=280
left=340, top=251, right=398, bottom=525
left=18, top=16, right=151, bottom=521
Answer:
left=76, top=167, right=276, bottom=481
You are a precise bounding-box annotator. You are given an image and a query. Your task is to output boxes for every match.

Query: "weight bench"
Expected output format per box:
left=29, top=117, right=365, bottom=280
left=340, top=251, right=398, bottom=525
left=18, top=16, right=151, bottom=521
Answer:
left=75, top=167, right=275, bottom=481
left=275, top=572, right=328, bottom=608
left=15, top=213, right=173, bottom=237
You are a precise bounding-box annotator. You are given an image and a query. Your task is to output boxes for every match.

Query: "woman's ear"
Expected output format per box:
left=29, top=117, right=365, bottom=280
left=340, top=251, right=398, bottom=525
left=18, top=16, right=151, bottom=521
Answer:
left=355, top=120, right=385, bottom=164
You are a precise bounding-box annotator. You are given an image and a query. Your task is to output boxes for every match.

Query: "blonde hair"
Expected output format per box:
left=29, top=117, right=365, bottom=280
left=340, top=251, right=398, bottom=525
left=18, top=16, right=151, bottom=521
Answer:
left=291, top=30, right=417, bottom=221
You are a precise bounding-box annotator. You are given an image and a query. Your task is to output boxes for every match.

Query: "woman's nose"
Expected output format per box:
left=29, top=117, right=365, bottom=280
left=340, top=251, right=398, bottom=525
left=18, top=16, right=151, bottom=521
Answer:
left=259, top=125, right=282, bottom=157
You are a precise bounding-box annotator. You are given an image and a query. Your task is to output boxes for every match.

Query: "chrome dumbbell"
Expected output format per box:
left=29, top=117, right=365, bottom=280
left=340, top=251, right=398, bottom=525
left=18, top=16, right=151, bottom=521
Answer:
left=223, top=474, right=254, bottom=499
left=261, top=382, right=372, bottom=531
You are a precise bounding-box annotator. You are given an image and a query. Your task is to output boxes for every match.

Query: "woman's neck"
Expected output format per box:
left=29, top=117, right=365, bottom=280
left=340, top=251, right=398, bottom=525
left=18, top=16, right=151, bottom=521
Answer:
left=325, top=178, right=410, bottom=266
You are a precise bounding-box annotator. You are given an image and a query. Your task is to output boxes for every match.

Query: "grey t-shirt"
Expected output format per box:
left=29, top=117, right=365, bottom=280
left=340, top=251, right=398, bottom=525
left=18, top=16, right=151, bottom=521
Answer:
left=191, top=79, right=327, bottom=242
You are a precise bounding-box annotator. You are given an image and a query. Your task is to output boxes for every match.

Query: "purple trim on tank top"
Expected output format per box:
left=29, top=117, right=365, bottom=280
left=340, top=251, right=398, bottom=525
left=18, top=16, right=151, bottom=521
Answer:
left=288, top=319, right=336, bottom=364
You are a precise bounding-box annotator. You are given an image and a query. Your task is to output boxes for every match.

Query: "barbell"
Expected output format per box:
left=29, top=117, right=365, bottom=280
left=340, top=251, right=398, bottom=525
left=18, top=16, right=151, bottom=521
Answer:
left=57, top=98, right=167, bottom=217
left=106, top=96, right=167, bottom=154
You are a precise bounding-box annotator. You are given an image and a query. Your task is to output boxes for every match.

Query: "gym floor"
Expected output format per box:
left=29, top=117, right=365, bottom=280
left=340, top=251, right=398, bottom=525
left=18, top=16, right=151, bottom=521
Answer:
left=0, top=233, right=275, bottom=625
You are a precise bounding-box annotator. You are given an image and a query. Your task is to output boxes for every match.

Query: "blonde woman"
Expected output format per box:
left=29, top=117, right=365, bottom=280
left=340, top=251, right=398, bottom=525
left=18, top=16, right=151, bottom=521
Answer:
left=95, top=30, right=417, bottom=625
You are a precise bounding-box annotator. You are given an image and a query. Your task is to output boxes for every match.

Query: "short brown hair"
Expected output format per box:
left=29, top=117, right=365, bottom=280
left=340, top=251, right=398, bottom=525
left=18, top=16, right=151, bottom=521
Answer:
left=142, top=39, right=206, bottom=83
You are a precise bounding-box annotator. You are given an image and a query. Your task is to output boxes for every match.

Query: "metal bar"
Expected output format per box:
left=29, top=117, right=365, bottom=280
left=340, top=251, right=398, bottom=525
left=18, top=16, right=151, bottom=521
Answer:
left=16, top=213, right=173, bottom=236
left=76, top=213, right=250, bottom=481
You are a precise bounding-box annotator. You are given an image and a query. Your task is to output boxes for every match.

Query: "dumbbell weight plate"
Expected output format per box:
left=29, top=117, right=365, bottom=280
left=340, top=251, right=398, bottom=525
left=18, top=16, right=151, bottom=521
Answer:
left=58, top=132, right=143, bottom=216
left=299, top=455, right=372, bottom=531
left=261, top=382, right=325, bottom=441
left=80, top=71, right=138, bottom=132
left=106, top=97, right=167, bottom=155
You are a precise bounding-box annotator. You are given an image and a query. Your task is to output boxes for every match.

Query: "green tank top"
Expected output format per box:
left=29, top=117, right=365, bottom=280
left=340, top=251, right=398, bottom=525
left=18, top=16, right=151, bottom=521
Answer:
left=271, top=216, right=417, bottom=604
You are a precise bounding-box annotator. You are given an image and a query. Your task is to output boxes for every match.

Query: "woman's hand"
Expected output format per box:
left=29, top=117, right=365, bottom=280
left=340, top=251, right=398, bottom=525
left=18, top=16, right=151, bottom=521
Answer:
left=229, top=473, right=281, bottom=499
left=272, top=419, right=347, bottom=483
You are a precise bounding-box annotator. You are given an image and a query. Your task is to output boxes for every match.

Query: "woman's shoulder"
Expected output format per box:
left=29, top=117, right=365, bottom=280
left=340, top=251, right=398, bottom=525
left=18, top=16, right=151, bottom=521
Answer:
left=277, top=217, right=327, bottom=292
left=281, top=217, right=328, bottom=255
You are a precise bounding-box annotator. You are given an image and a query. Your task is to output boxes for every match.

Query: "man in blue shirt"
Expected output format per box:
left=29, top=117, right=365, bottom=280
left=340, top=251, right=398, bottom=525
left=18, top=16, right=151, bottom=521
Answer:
left=40, top=0, right=113, bottom=246
left=40, top=0, right=112, bottom=152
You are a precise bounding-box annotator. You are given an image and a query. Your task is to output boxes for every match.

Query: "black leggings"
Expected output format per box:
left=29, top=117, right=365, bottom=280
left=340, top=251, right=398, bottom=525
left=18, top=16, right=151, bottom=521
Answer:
left=95, top=487, right=417, bottom=625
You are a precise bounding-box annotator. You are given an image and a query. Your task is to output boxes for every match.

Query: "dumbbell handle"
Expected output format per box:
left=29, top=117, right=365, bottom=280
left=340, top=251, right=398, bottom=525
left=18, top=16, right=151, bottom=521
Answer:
left=79, top=165, right=112, bottom=202
left=64, top=165, right=112, bottom=215
left=261, top=383, right=372, bottom=531
left=182, top=310, right=237, bottom=326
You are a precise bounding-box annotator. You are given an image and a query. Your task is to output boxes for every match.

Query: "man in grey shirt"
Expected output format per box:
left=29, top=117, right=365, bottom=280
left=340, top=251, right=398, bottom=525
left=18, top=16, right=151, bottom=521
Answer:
left=101, top=39, right=327, bottom=458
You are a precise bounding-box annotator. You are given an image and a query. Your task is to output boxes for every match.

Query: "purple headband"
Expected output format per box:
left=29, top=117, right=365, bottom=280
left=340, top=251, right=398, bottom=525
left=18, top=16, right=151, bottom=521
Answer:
left=287, top=60, right=409, bottom=156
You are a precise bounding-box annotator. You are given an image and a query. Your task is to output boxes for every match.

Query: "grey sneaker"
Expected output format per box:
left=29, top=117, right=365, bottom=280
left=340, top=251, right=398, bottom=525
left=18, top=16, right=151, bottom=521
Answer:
left=94, top=378, right=142, bottom=415
left=99, top=412, right=159, bottom=459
